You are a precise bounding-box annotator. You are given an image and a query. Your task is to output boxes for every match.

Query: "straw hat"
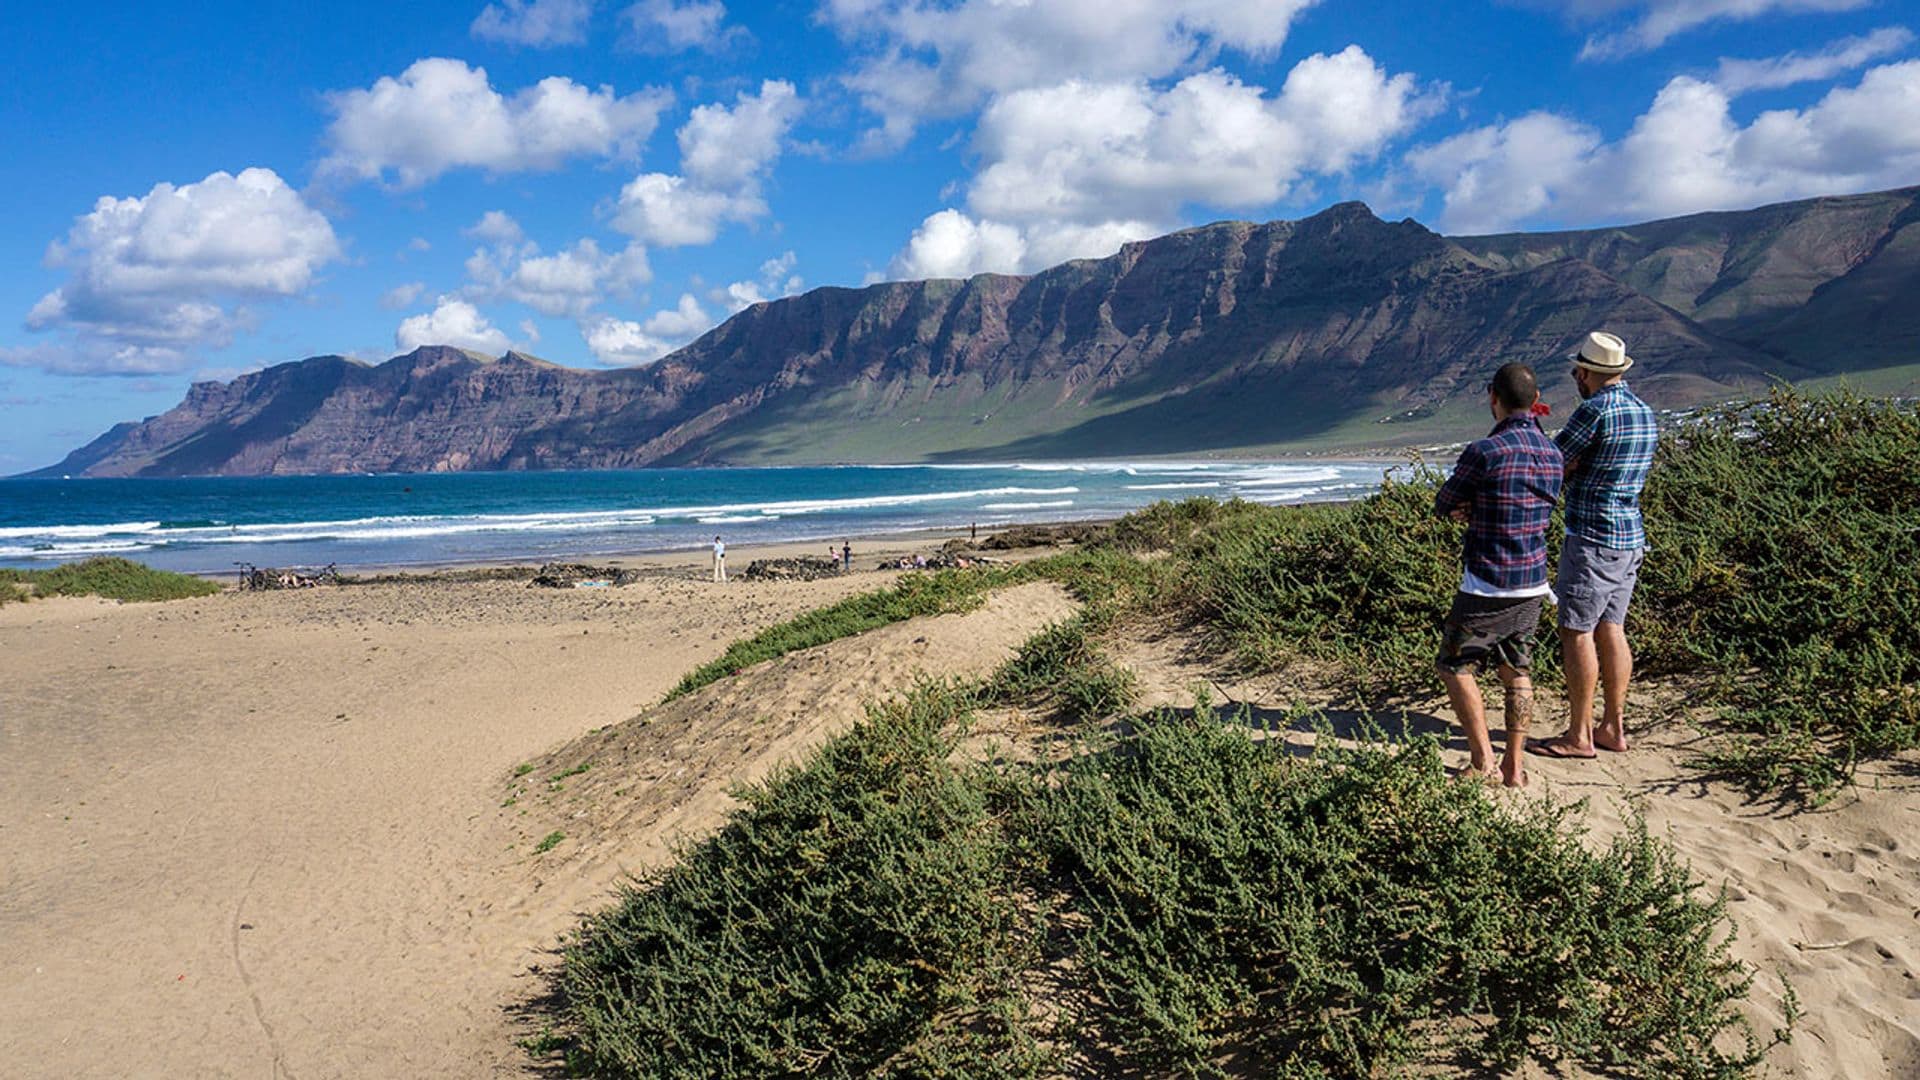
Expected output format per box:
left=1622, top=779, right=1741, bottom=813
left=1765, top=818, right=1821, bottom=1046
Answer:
left=1570, top=330, right=1632, bottom=373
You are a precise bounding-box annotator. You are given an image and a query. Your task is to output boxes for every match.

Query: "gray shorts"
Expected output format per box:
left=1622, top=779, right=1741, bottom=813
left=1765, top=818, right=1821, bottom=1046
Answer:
left=1557, top=537, right=1645, bottom=632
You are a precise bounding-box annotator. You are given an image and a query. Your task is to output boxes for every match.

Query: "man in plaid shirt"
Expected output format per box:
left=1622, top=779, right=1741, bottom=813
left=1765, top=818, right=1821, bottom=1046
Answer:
left=1432, top=362, right=1563, bottom=787
left=1534, top=331, right=1659, bottom=760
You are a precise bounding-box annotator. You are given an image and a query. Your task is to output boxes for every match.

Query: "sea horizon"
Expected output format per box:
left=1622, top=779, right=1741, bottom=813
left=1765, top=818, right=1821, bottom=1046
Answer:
left=0, top=459, right=1395, bottom=574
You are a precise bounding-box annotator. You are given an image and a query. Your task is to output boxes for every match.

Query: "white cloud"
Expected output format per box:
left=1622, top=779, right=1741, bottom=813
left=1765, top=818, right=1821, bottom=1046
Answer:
left=381, top=281, right=427, bottom=309
left=581, top=315, right=668, bottom=365
left=1409, top=60, right=1920, bottom=233
left=1405, top=114, right=1603, bottom=234
left=15, top=168, right=341, bottom=375
left=470, top=0, right=595, bottom=46
left=888, top=47, right=1432, bottom=276
left=823, top=0, right=1319, bottom=149
left=612, top=173, right=761, bottom=246
left=322, top=58, right=671, bottom=187
left=1573, top=0, right=1871, bottom=61
left=1715, top=26, right=1915, bottom=93
left=465, top=209, right=526, bottom=245
left=396, top=296, right=512, bottom=353
left=0, top=341, right=195, bottom=377
left=612, top=80, right=802, bottom=247
left=621, top=0, right=734, bottom=51
left=969, top=54, right=1425, bottom=226
left=891, top=209, right=1029, bottom=279
left=465, top=236, right=650, bottom=317
left=643, top=293, right=713, bottom=338
left=580, top=293, right=716, bottom=365
left=717, top=250, right=804, bottom=310
left=678, top=79, right=802, bottom=187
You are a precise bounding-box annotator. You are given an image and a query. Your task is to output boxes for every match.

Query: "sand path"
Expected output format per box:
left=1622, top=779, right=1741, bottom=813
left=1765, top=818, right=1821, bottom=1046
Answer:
left=0, top=567, right=1070, bottom=1078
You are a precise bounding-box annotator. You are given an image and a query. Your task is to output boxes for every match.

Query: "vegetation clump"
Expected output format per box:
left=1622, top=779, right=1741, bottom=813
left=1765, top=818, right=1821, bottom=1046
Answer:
left=0, top=556, right=221, bottom=604
left=666, top=568, right=1021, bottom=700
left=553, top=687, right=1780, bottom=1079
left=1037, top=706, right=1782, bottom=1078
left=560, top=682, right=1047, bottom=1079
left=1635, top=391, right=1920, bottom=798
left=984, top=614, right=1138, bottom=724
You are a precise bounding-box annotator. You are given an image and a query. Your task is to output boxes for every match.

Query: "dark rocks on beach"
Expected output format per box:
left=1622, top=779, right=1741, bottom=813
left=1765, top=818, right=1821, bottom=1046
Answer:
left=528, top=564, right=646, bottom=588
left=740, top=557, right=843, bottom=582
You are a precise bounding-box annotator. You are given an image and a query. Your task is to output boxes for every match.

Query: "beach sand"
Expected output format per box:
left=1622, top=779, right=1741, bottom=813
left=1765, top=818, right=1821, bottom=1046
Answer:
left=3, top=534, right=1915, bottom=1078
left=0, top=537, right=1065, bottom=1079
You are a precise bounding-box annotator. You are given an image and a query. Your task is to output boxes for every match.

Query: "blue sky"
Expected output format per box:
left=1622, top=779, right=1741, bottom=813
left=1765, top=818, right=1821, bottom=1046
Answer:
left=3, top=0, right=1917, bottom=471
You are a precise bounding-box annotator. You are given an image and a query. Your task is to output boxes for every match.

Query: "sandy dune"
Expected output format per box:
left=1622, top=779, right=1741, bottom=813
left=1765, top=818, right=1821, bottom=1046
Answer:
left=0, top=556, right=1070, bottom=1079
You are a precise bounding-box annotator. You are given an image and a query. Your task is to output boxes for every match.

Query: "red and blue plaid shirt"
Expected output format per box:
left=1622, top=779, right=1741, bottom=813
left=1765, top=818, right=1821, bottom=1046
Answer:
left=1434, top=415, right=1564, bottom=592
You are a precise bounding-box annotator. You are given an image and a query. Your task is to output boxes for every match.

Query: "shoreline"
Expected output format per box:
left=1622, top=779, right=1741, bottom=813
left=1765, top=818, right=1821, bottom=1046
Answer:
left=194, top=517, right=1105, bottom=582
left=0, top=457, right=1399, bottom=575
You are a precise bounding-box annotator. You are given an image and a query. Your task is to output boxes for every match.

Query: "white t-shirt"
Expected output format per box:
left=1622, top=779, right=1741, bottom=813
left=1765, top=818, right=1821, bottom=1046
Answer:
left=713, top=541, right=725, bottom=557
left=1459, top=567, right=1554, bottom=601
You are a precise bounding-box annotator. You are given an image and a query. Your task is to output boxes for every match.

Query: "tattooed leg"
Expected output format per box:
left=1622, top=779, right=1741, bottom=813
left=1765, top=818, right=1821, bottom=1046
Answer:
left=1499, top=668, right=1533, bottom=788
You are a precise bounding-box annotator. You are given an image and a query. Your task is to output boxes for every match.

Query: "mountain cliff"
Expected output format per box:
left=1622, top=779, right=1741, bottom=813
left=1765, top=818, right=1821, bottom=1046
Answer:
left=32, top=186, right=1920, bottom=476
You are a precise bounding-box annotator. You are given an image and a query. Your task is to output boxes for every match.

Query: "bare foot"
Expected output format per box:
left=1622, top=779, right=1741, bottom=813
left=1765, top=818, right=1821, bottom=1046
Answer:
left=1528, top=736, right=1596, bottom=759
left=1450, top=765, right=1498, bottom=786
left=1593, top=726, right=1629, bottom=752
left=1501, top=764, right=1529, bottom=788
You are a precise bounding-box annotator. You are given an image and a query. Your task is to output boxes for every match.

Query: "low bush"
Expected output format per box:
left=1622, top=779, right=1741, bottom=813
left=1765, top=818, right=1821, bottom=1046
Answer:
left=666, top=568, right=1021, bottom=700
left=1172, top=471, right=1463, bottom=690
left=0, top=557, right=221, bottom=604
left=1633, top=390, right=1920, bottom=799
left=1035, top=706, right=1784, bottom=1078
left=559, top=682, right=1049, bottom=1079
left=553, top=687, right=1783, bottom=1079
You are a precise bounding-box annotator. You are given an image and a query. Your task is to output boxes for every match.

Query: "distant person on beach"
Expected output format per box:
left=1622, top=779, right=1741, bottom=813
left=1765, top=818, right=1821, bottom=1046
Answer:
left=840, top=541, right=852, bottom=573
left=1433, top=362, right=1563, bottom=788
left=711, top=535, right=727, bottom=583
left=1534, top=331, right=1658, bottom=760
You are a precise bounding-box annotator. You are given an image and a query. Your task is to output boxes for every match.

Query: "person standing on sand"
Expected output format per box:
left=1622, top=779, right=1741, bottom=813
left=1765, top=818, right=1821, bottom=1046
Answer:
left=1533, top=331, right=1659, bottom=760
left=711, top=535, right=727, bottom=583
left=1433, top=363, right=1563, bottom=788
left=841, top=541, right=852, bottom=573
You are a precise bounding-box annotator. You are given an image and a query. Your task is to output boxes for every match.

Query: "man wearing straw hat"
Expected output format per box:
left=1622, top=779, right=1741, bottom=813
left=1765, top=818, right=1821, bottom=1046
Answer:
left=1533, top=331, right=1658, bottom=760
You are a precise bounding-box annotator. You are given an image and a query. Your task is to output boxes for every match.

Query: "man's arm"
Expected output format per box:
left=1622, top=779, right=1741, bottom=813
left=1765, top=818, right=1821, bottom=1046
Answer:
left=1555, top=402, right=1601, bottom=475
left=1434, top=443, right=1484, bottom=521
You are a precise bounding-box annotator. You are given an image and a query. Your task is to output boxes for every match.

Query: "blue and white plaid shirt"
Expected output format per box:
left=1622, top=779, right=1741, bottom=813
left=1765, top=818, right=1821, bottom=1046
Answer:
left=1556, top=382, right=1658, bottom=550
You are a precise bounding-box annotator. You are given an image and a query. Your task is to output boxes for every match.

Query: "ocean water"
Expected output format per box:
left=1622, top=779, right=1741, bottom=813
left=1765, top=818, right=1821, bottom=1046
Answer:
left=0, top=460, right=1392, bottom=574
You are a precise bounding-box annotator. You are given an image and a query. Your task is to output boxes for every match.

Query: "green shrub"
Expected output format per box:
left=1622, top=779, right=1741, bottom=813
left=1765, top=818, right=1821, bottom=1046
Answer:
left=667, top=569, right=1021, bottom=700
left=1632, top=390, right=1920, bottom=799
left=559, top=682, right=1049, bottom=1079
left=1175, top=471, right=1462, bottom=690
left=1033, top=707, right=1786, bottom=1078
left=0, top=557, right=221, bottom=604
left=552, top=689, right=1782, bottom=1079
left=985, top=615, right=1138, bottom=724
left=1101, top=496, right=1263, bottom=553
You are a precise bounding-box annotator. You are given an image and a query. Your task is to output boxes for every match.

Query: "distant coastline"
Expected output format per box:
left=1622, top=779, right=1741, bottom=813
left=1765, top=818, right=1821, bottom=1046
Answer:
left=0, top=459, right=1394, bottom=574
